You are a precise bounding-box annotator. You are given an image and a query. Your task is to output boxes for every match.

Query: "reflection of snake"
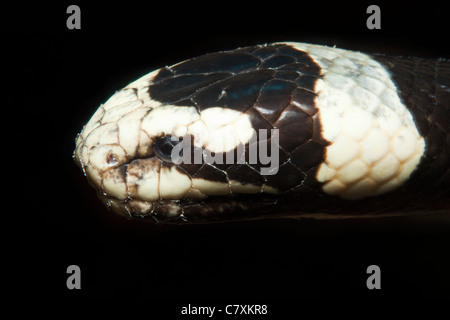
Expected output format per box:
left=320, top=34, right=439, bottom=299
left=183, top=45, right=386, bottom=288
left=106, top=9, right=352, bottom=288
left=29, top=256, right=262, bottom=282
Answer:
left=73, top=42, right=449, bottom=223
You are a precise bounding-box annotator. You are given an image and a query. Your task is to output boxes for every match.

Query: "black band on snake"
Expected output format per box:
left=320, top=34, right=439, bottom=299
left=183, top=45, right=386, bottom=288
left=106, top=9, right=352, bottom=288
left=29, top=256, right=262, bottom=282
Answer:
left=73, top=42, right=450, bottom=223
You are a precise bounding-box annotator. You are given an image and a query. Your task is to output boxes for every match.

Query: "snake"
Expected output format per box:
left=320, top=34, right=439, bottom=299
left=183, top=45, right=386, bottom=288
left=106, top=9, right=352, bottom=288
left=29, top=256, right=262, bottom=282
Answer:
left=73, top=42, right=450, bottom=223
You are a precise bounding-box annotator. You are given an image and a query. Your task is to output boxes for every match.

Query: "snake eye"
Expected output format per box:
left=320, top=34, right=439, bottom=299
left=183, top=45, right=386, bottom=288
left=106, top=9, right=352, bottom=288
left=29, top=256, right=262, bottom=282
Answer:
left=154, top=136, right=182, bottom=162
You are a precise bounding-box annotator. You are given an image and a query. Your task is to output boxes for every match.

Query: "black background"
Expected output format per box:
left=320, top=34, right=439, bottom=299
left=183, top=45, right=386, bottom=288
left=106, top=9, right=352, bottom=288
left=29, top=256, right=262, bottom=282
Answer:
left=4, top=0, right=450, bottom=314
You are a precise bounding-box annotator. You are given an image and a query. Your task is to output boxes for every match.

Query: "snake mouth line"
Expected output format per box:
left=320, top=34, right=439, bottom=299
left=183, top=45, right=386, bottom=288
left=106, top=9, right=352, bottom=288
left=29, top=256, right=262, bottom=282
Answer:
left=98, top=188, right=441, bottom=224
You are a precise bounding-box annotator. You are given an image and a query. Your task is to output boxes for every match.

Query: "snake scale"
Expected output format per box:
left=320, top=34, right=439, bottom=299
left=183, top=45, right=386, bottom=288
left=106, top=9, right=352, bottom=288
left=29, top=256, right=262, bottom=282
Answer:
left=73, top=42, right=450, bottom=223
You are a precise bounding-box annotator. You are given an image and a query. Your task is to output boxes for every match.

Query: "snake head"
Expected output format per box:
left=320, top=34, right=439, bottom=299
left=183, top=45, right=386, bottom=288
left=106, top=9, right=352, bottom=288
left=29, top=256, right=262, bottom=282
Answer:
left=74, top=42, right=435, bottom=223
left=73, top=67, right=283, bottom=222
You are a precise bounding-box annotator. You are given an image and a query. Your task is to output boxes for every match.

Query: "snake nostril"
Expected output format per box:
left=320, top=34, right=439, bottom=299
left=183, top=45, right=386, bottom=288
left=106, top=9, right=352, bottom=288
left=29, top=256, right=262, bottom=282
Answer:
left=106, top=151, right=118, bottom=167
left=154, top=136, right=183, bottom=162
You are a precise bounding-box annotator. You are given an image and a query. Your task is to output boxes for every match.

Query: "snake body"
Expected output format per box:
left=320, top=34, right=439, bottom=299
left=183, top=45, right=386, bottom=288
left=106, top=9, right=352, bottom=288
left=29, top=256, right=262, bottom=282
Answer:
left=74, top=42, right=450, bottom=223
